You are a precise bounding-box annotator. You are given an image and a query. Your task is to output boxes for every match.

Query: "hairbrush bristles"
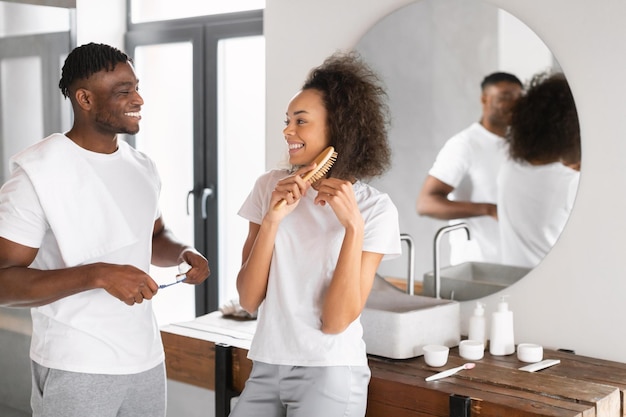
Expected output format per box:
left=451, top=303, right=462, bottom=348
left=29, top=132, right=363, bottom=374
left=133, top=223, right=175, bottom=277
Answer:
left=305, top=151, right=337, bottom=184
left=273, top=146, right=338, bottom=210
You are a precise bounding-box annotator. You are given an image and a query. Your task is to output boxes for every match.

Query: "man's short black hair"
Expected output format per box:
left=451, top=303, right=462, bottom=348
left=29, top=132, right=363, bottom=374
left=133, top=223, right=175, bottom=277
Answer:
left=59, top=42, right=131, bottom=98
left=481, top=72, right=523, bottom=90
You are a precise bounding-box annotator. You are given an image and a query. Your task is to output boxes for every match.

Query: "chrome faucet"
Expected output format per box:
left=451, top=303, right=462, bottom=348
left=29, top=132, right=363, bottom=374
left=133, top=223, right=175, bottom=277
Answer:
left=400, top=233, right=416, bottom=295
left=433, top=223, right=470, bottom=299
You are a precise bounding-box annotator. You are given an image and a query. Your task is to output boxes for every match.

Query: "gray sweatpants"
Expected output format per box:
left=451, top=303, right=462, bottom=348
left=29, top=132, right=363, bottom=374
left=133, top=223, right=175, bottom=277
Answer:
left=30, top=361, right=166, bottom=417
left=229, top=361, right=371, bottom=417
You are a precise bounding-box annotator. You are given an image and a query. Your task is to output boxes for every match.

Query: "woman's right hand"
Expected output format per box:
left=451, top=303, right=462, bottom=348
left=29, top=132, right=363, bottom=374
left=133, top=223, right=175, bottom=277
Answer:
left=269, top=163, right=315, bottom=218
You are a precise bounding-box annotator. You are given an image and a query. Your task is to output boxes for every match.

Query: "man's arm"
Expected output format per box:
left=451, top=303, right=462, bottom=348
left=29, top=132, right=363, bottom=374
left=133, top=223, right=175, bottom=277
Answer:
left=416, top=175, right=497, bottom=220
left=0, top=237, right=158, bottom=307
left=151, top=216, right=210, bottom=285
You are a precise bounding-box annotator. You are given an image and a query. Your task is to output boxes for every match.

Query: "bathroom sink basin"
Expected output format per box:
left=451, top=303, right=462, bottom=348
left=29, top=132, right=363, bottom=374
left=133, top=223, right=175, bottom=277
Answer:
left=422, top=262, right=530, bottom=301
left=361, top=276, right=460, bottom=359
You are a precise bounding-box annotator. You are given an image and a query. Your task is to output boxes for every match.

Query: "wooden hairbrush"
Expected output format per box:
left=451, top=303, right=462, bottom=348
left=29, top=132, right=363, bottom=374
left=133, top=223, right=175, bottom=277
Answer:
left=273, top=146, right=338, bottom=210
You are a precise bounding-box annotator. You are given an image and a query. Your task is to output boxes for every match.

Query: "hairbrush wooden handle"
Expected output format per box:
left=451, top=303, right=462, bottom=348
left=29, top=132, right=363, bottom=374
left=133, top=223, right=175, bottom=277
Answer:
left=274, top=198, right=288, bottom=210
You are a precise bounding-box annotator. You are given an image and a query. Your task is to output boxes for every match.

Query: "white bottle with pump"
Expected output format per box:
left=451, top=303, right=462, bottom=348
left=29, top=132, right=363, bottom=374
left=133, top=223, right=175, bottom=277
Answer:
left=468, top=301, right=487, bottom=347
left=489, top=296, right=515, bottom=356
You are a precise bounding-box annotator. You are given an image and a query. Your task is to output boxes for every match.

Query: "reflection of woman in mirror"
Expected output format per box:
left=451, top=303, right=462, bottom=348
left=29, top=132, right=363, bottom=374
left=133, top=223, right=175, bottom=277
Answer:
left=497, top=72, right=580, bottom=268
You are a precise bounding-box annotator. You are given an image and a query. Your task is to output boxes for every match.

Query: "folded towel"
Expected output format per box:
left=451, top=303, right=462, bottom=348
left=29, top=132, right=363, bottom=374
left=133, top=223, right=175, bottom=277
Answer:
left=11, top=134, right=137, bottom=266
left=219, top=299, right=257, bottom=320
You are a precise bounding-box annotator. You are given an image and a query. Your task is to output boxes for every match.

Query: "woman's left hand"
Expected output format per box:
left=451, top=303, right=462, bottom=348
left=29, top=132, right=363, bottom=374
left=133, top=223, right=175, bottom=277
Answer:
left=314, top=178, right=363, bottom=228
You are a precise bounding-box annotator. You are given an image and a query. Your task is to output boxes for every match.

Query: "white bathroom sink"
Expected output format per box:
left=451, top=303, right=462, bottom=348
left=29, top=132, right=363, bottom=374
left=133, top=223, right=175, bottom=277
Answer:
left=361, top=277, right=460, bottom=359
left=422, top=262, right=530, bottom=301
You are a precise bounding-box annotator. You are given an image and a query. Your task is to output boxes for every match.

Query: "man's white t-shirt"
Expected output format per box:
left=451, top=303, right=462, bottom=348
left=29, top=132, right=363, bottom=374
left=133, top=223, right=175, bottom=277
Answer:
left=238, top=169, right=402, bottom=367
left=0, top=134, right=164, bottom=374
left=428, top=122, right=506, bottom=264
left=497, top=159, right=580, bottom=268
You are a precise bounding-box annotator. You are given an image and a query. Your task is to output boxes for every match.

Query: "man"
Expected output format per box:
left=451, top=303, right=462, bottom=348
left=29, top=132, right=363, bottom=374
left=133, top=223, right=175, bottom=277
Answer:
left=416, top=72, right=523, bottom=264
left=0, top=43, right=209, bottom=417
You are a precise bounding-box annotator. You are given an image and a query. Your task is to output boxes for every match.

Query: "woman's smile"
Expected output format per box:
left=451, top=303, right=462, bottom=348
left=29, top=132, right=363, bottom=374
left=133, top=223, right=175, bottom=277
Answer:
left=283, top=89, right=330, bottom=166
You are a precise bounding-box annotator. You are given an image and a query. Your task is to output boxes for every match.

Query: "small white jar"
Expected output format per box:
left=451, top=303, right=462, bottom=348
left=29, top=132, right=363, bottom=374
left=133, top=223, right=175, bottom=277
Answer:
left=459, top=340, right=485, bottom=361
left=517, top=343, right=543, bottom=363
left=423, top=344, right=449, bottom=367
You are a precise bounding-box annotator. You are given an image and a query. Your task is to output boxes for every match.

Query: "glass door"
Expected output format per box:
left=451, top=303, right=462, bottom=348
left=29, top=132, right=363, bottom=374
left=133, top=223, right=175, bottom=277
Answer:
left=129, top=32, right=200, bottom=325
left=126, top=12, right=264, bottom=324
left=217, top=34, right=265, bottom=307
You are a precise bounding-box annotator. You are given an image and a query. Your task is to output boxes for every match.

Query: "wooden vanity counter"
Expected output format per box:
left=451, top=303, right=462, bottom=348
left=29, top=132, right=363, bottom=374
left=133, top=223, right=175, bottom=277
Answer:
left=162, top=316, right=626, bottom=417
left=367, top=347, right=625, bottom=417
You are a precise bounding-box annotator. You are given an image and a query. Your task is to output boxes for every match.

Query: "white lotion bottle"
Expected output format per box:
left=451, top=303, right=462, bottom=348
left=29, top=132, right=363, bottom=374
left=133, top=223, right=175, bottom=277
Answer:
left=489, top=296, right=515, bottom=356
left=468, top=301, right=487, bottom=347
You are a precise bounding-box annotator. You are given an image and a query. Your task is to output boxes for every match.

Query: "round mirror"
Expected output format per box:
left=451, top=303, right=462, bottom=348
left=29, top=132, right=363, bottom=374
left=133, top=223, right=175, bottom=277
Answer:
left=357, top=0, right=578, bottom=300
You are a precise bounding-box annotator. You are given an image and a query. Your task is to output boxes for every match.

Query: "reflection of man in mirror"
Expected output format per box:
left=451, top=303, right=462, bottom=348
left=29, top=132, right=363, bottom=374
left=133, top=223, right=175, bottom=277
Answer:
left=497, top=72, right=580, bottom=268
left=416, top=72, right=523, bottom=265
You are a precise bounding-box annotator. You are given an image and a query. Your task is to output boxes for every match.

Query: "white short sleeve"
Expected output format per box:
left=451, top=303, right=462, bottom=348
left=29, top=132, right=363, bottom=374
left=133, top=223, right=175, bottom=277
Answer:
left=0, top=166, right=47, bottom=248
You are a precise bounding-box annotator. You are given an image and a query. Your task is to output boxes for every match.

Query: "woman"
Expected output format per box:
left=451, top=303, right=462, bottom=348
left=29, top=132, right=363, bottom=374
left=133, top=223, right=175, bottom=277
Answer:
left=498, top=71, right=581, bottom=268
left=230, top=52, right=401, bottom=417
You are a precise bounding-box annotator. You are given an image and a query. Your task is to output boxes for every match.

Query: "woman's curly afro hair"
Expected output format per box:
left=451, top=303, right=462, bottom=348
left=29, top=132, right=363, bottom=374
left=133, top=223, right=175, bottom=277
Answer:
left=301, top=51, right=391, bottom=181
left=507, top=71, right=580, bottom=165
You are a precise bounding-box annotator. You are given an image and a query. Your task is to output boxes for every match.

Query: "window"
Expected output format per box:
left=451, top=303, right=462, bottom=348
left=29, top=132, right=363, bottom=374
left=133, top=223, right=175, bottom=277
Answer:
left=130, top=0, right=265, bottom=23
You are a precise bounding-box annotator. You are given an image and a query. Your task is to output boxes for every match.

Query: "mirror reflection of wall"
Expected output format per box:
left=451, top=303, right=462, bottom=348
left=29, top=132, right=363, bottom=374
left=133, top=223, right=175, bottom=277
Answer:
left=356, top=0, right=562, bottom=294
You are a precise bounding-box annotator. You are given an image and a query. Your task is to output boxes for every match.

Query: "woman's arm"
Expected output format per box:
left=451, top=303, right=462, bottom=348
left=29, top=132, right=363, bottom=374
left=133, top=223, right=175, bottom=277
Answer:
left=313, top=178, right=384, bottom=334
left=237, top=166, right=315, bottom=314
left=322, top=248, right=383, bottom=334
left=236, top=220, right=277, bottom=313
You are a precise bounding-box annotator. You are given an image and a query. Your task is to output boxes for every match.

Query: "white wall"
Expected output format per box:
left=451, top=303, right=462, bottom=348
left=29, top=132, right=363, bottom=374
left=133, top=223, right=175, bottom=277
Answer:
left=75, top=0, right=126, bottom=48
left=265, top=0, right=626, bottom=363
left=76, top=0, right=626, bottom=363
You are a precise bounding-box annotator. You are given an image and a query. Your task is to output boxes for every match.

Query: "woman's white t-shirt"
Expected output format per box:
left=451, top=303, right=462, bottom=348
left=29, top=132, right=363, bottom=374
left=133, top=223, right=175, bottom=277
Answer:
left=497, top=159, right=580, bottom=268
left=238, top=169, right=402, bottom=366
